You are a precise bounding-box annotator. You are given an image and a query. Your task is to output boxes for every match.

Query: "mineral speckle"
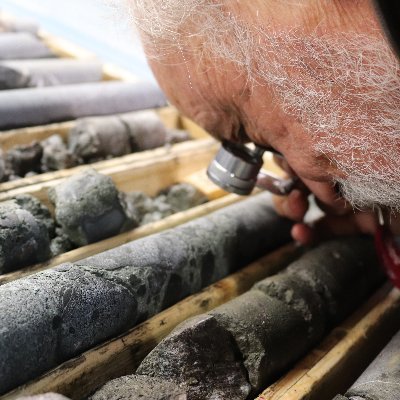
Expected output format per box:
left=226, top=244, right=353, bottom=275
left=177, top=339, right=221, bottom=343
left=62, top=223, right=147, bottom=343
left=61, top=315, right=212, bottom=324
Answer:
left=254, top=271, right=327, bottom=343
left=282, top=238, right=384, bottom=325
left=120, top=191, right=160, bottom=226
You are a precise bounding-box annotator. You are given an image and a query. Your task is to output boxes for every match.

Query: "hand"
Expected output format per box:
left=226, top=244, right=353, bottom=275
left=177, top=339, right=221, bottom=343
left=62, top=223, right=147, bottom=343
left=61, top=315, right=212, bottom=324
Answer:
left=272, top=155, right=381, bottom=245
left=273, top=188, right=380, bottom=245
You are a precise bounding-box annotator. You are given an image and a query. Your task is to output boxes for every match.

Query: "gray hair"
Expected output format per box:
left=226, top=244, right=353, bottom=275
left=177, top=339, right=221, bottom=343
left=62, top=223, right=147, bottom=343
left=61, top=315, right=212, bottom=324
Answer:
left=127, top=0, right=400, bottom=211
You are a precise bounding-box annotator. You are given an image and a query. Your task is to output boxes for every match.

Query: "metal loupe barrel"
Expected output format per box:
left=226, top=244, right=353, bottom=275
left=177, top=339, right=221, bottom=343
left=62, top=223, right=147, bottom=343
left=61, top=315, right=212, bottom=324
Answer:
left=207, top=142, right=263, bottom=195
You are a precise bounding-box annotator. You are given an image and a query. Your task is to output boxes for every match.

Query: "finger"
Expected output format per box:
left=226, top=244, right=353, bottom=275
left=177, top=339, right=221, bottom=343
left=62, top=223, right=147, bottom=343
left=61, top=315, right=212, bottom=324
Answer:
left=291, top=223, right=315, bottom=245
left=273, top=189, right=309, bottom=222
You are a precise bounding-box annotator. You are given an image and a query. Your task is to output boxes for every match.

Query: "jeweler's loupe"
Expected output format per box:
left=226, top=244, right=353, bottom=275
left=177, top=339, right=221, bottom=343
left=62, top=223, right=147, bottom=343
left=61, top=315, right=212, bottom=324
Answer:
left=207, top=141, right=297, bottom=196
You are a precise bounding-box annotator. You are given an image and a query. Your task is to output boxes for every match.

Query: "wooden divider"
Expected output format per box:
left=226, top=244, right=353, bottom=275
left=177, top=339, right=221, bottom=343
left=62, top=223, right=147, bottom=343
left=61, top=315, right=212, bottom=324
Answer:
left=257, top=283, right=400, bottom=400
left=2, top=243, right=301, bottom=400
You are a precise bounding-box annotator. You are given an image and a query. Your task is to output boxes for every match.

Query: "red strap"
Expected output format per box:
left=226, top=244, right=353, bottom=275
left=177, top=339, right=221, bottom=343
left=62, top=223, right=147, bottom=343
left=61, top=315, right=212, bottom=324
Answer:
left=375, top=226, right=400, bottom=288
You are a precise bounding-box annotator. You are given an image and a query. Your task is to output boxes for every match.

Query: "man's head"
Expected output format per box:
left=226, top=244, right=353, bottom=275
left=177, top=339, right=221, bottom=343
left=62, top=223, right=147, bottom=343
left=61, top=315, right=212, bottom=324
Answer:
left=128, top=0, right=400, bottom=211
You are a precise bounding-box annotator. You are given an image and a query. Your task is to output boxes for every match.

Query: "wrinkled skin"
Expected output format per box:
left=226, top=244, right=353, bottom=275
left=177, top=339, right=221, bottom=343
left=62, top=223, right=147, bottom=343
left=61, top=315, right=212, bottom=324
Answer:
left=140, top=0, right=400, bottom=243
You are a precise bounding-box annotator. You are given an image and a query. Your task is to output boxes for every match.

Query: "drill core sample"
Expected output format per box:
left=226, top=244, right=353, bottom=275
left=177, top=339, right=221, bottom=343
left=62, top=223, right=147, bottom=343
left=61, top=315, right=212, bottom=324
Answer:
left=0, top=59, right=103, bottom=90
left=158, top=183, right=208, bottom=213
left=68, top=110, right=172, bottom=163
left=48, top=169, right=133, bottom=246
left=0, top=149, right=6, bottom=182
left=68, top=116, right=133, bottom=162
left=0, top=81, right=167, bottom=130
left=41, top=135, right=78, bottom=172
left=334, top=329, right=400, bottom=400
left=122, top=183, right=208, bottom=226
left=6, top=141, right=43, bottom=177
left=0, top=32, right=54, bottom=60
left=134, top=237, right=383, bottom=399
left=138, top=314, right=252, bottom=399
left=209, top=290, right=309, bottom=393
left=0, top=194, right=54, bottom=273
left=254, top=238, right=384, bottom=340
left=0, top=15, right=38, bottom=34
left=90, top=375, right=187, bottom=400
left=120, top=110, right=168, bottom=151
left=137, top=291, right=308, bottom=398
left=0, top=193, right=292, bottom=394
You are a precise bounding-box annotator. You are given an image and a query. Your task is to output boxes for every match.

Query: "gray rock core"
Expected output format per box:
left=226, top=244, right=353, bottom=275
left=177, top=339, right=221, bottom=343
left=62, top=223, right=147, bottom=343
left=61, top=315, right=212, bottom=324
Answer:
left=0, top=194, right=53, bottom=273
left=338, top=329, right=400, bottom=400
left=0, top=193, right=291, bottom=394
left=48, top=169, right=133, bottom=246
left=130, top=237, right=383, bottom=399
left=0, top=32, right=54, bottom=61
left=0, top=81, right=167, bottom=130
left=0, top=59, right=103, bottom=90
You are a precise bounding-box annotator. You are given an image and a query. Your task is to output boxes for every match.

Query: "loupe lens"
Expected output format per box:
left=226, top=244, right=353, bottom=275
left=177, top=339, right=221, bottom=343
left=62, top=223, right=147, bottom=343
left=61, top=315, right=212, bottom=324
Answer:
left=207, top=142, right=264, bottom=195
